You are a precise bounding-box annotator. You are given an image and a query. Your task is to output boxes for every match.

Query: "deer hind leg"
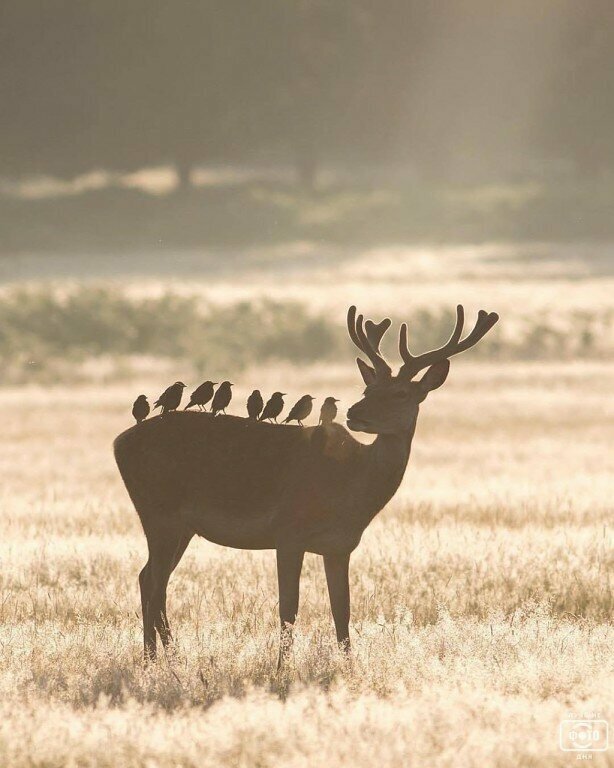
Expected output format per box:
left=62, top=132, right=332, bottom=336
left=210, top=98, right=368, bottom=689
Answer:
left=276, top=547, right=304, bottom=668
left=139, top=558, right=155, bottom=660
left=141, top=525, right=192, bottom=660
left=324, top=552, right=351, bottom=652
left=155, top=530, right=193, bottom=648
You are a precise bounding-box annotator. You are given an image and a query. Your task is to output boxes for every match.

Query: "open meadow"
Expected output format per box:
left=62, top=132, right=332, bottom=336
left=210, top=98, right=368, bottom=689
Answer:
left=0, top=356, right=611, bottom=766
left=0, top=241, right=611, bottom=766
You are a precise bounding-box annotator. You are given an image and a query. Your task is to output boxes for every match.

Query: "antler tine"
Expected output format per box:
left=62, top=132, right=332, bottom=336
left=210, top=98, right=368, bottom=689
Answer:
left=398, top=307, right=463, bottom=367
left=347, top=305, right=392, bottom=380
left=449, top=304, right=465, bottom=345
left=365, top=317, right=392, bottom=354
left=456, top=309, right=499, bottom=349
left=356, top=314, right=392, bottom=378
left=347, top=305, right=363, bottom=350
left=398, top=322, right=414, bottom=367
left=398, top=305, right=499, bottom=379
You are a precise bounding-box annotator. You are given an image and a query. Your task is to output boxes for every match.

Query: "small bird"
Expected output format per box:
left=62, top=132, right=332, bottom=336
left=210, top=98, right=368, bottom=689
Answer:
left=185, top=380, right=217, bottom=411
left=319, top=397, right=339, bottom=425
left=283, top=395, right=314, bottom=426
left=260, top=391, right=286, bottom=423
left=153, top=381, right=186, bottom=414
left=211, top=381, right=233, bottom=416
left=246, top=389, right=264, bottom=420
left=132, top=394, right=150, bottom=423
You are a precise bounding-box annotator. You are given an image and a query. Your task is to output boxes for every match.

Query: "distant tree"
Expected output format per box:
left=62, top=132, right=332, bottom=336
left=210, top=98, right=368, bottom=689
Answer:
left=0, top=1, right=410, bottom=189
left=535, top=0, right=614, bottom=177
left=0, top=1, right=103, bottom=178
left=3, top=0, right=609, bottom=189
left=0, top=1, right=251, bottom=187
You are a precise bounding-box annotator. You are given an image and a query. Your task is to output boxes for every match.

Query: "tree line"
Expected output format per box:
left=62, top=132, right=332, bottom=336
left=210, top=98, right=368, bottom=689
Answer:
left=1, top=0, right=613, bottom=189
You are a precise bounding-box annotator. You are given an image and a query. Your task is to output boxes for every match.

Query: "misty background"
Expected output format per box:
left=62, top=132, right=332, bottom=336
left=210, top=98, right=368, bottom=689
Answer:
left=0, top=1, right=612, bottom=383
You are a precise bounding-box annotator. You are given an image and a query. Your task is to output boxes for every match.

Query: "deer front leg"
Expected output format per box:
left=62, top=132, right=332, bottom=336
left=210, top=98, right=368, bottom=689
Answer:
left=324, top=552, right=351, bottom=652
left=276, top=547, right=304, bottom=668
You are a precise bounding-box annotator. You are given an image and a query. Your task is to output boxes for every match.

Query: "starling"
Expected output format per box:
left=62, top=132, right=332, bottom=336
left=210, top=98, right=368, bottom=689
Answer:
left=185, top=380, right=217, bottom=411
left=211, top=381, right=233, bottom=416
left=132, top=394, right=150, bottom=423
left=283, top=395, right=314, bottom=426
left=153, top=381, right=186, bottom=414
left=246, top=389, right=264, bottom=420
left=260, top=391, right=286, bottom=423
left=319, top=397, right=339, bottom=425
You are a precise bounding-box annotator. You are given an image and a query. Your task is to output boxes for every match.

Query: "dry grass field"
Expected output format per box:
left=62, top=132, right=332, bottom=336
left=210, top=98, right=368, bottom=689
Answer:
left=0, top=356, right=611, bottom=766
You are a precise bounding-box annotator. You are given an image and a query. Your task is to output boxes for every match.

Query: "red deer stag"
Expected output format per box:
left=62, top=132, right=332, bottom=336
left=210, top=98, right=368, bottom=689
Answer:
left=114, top=304, right=498, bottom=661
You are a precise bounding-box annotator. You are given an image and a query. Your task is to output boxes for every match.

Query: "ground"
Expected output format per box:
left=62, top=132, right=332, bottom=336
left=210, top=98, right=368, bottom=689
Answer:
left=0, top=360, right=611, bottom=767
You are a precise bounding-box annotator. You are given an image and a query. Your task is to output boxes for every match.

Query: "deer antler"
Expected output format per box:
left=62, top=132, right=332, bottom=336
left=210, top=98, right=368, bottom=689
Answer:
left=365, top=318, right=392, bottom=353
left=398, top=305, right=499, bottom=379
left=347, top=305, right=392, bottom=380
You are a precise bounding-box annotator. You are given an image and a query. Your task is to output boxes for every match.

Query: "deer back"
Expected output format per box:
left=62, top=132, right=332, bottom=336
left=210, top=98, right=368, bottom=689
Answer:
left=114, top=412, right=369, bottom=552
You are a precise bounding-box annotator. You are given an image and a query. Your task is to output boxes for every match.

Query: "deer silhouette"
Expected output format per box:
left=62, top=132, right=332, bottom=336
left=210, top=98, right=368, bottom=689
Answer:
left=114, top=304, right=498, bottom=662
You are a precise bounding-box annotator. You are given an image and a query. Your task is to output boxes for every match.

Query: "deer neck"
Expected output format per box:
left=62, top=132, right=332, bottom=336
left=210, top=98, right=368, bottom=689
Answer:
left=361, top=413, right=419, bottom=519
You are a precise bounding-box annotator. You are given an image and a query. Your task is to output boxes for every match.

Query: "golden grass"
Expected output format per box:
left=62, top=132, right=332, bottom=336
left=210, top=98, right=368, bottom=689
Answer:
left=0, top=361, right=612, bottom=766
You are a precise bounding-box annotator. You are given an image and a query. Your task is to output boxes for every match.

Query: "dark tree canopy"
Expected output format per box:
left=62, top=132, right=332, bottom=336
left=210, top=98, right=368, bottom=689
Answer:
left=1, top=0, right=613, bottom=186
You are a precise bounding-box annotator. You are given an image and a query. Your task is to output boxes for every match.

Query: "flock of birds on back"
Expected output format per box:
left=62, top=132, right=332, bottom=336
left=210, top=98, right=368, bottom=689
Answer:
left=131, top=381, right=340, bottom=427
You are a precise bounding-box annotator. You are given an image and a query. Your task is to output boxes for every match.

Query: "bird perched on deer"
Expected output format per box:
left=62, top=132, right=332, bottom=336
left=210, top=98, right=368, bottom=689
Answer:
left=283, top=395, right=314, bottom=426
left=246, top=389, right=264, bottom=420
left=132, top=395, right=150, bottom=423
left=259, top=391, right=286, bottom=422
left=185, top=381, right=217, bottom=411
left=153, top=382, right=186, bottom=414
left=211, top=381, right=233, bottom=416
left=319, top=397, right=339, bottom=425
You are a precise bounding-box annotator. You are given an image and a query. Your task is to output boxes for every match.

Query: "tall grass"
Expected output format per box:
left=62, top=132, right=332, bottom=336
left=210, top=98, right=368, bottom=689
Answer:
left=0, top=362, right=611, bottom=766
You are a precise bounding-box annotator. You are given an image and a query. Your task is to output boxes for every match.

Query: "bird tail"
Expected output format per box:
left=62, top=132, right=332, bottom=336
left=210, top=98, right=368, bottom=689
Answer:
left=184, top=401, right=194, bottom=410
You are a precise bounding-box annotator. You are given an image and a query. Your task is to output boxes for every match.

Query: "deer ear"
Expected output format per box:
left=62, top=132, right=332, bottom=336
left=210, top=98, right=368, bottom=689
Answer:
left=356, top=357, right=377, bottom=386
left=419, top=359, right=450, bottom=393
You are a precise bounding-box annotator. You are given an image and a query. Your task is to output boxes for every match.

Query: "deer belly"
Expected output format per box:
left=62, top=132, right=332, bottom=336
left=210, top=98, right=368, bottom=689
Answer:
left=180, top=506, right=276, bottom=550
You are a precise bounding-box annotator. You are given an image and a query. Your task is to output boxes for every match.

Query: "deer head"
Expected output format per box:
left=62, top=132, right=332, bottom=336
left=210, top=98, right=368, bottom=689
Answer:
left=346, top=304, right=499, bottom=434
